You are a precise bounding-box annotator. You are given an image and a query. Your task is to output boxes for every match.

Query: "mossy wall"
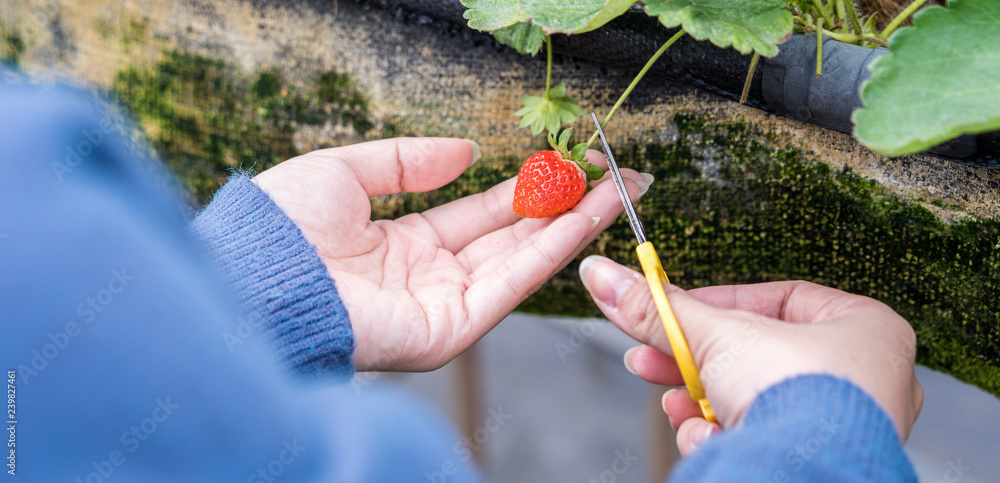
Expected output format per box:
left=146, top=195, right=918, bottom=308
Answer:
left=111, top=50, right=378, bottom=204
left=2, top=0, right=998, bottom=397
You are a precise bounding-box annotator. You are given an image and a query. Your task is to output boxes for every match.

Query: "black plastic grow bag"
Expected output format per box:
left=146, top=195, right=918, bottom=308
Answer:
left=356, top=0, right=1000, bottom=169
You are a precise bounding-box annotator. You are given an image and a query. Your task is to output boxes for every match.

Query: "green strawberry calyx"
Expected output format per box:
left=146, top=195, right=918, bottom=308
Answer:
left=547, top=128, right=605, bottom=183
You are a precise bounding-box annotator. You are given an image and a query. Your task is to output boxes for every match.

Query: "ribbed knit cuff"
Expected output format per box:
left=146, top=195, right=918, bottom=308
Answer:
left=190, top=175, right=355, bottom=379
left=670, top=374, right=916, bottom=482
left=743, top=375, right=914, bottom=481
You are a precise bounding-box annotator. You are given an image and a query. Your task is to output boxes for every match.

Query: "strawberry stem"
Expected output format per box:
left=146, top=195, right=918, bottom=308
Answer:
left=880, top=0, right=929, bottom=40
left=821, top=29, right=888, bottom=47
left=843, top=0, right=863, bottom=35
left=815, top=17, right=824, bottom=78
left=740, top=52, right=761, bottom=105
left=544, top=35, right=553, bottom=99
left=586, top=29, right=686, bottom=149
left=809, top=0, right=834, bottom=28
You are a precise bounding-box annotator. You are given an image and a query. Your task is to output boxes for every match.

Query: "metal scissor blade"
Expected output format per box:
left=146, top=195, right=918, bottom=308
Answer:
left=591, top=112, right=646, bottom=245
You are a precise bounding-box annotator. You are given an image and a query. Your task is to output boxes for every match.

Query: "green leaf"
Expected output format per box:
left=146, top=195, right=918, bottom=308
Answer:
left=558, top=128, right=572, bottom=149
left=492, top=21, right=545, bottom=55
left=513, top=83, right=584, bottom=135
left=853, top=0, right=1000, bottom=156
left=551, top=98, right=584, bottom=116
left=644, top=0, right=793, bottom=56
left=587, top=165, right=605, bottom=180
left=580, top=0, right=639, bottom=33
left=460, top=0, right=529, bottom=31
left=549, top=82, right=567, bottom=98
left=571, top=142, right=588, bottom=161
left=863, top=14, right=877, bottom=33
left=578, top=161, right=605, bottom=179
left=519, top=0, right=637, bottom=34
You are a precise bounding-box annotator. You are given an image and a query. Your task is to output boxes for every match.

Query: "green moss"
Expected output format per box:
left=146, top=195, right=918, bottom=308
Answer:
left=1, top=27, right=26, bottom=65
left=375, top=113, right=1000, bottom=397
left=121, top=18, right=148, bottom=52
left=94, top=18, right=115, bottom=40
left=110, top=50, right=379, bottom=205
left=252, top=72, right=281, bottom=98
left=316, top=72, right=374, bottom=135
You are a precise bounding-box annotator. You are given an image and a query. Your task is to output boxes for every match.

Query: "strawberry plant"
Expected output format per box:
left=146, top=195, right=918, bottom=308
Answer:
left=461, top=0, right=1000, bottom=163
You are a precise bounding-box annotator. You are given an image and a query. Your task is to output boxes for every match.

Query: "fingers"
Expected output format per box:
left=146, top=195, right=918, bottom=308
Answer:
left=455, top=166, right=648, bottom=273
left=675, top=417, right=723, bottom=457
left=910, top=379, right=924, bottom=438
left=421, top=177, right=520, bottom=253
left=662, top=388, right=703, bottom=431
left=463, top=212, right=600, bottom=331
left=579, top=257, right=879, bottom=357
left=306, top=137, right=479, bottom=197
left=580, top=257, right=766, bottom=382
left=685, top=281, right=871, bottom=324
left=624, top=345, right=683, bottom=386
left=578, top=256, right=683, bottom=354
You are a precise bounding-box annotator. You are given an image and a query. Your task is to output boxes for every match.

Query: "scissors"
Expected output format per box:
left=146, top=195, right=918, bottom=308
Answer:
left=590, top=112, right=717, bottom=424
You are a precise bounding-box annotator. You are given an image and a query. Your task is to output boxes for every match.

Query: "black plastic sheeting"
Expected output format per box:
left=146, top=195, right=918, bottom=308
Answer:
left=352, top=0, right=999, bottom=168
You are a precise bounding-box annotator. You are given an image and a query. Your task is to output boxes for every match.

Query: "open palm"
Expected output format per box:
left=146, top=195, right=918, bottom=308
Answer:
left=254, top=138, right=648, bottom=372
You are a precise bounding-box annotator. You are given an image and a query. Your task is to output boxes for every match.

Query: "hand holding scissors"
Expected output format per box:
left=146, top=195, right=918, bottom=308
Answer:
left=590, top=112, right=717, bottom=423
left=579, top=121, right=921, bottom=453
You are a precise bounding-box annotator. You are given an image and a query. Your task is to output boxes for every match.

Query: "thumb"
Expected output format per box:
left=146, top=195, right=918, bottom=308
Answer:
left=579, top=255, right=742, bottom=362
left=659, top=284, right=762, bottom=371
left=675, top=417, right=724, bottom=457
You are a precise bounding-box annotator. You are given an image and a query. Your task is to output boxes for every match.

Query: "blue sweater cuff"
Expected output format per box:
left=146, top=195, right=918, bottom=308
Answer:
left=190, top=175, right=355, bottom=379
left=670, top=375, right=916, bottom=482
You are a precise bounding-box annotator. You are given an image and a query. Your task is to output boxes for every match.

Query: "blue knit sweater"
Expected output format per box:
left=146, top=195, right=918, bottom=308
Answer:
left=0, top=77, right=916, bottom=482
left=189, top=175, right=355, bottom=378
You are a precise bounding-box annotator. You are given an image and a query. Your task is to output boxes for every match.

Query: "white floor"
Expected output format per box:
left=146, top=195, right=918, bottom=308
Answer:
left=366, top=313, right=1000, bottom=482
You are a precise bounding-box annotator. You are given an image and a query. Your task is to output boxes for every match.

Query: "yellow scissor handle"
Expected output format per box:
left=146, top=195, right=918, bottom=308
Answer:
left=636, top=242, right=716, bottom=423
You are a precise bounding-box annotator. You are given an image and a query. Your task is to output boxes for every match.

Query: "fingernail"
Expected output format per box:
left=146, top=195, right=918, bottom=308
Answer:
left=660, top=388, right=677, bottom=408
left=635, top=172, right=655, bottom=198
left=690, top=423, right=721, bottom=449
left=590, top=216, right=601, bottom=229
left=663, top=283, right=683, bottom=294
left=465, top=139, right=481, bottom=166
left=623, top=346, right=639, bottom=375
left=661, top=388, right=679, bottom=411
left=579, top=255, right=641, bottom=309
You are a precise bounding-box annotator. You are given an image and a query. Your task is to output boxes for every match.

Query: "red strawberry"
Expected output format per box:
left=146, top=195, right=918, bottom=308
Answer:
left=512, top=129, right=605, bottom=218
left=513, top=151, right=587, bottom=218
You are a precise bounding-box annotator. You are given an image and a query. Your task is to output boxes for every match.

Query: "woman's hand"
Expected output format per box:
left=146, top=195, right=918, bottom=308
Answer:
left=579, top=256, right=923, bottom=456
left=254, top=138, right=650, bottom=372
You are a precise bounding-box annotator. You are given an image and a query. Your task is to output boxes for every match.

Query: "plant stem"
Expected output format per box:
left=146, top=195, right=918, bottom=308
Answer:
left=843, top=0, right=863, bottom=35
left=810, top=0, right=835, bottom=27
left=820, top=29, right=855, bottom=44
left=544, top=35, right=553, bottom=99
left=880, top=0, right=929, bottom=40
left=815, top=18, right=824, bottom=78
left=822, top=29, right=888, bottom=47
left=798, top=13, right=816, bottom=32
left=740, top=52, right=761, bottom=104
left=586, top=29, right=686, bottom=148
